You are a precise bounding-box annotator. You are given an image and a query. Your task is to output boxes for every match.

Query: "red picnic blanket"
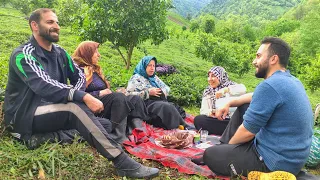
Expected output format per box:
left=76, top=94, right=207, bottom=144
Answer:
left=123, top=115, right=229, bottom=179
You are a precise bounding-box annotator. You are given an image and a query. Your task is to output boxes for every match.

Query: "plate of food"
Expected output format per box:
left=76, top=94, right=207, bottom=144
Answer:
left=155, top=131, right=194, bottom=149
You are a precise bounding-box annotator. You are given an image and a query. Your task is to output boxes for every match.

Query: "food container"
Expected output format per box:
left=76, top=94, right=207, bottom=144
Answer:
left=193, top=133, right=201, bottom=145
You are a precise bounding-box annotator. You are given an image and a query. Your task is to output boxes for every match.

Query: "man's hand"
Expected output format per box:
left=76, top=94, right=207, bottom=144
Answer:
left=149, top=87, right=162, bottom=97
left=215, top=103, right=230, bottom=120
left=99, top=88, right=112, bottom=97
left=83, top=94, right=104, bottom=114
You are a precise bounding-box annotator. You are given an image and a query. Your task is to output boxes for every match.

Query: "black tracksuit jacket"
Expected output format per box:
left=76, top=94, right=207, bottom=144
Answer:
left=4, top=36, right=86, bottom=140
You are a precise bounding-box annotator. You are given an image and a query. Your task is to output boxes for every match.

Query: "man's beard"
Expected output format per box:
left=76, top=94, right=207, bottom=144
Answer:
left=255, top=62, right=269, bottom=78
left=39, top=25, right=59, bottom=42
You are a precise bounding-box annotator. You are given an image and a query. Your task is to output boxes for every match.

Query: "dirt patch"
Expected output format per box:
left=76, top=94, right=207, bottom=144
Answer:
left=167, top=15, right=189, bottom=28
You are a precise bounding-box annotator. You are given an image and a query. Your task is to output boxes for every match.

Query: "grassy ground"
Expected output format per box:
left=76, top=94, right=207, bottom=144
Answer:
left=0, top=6, right=319, bottom=179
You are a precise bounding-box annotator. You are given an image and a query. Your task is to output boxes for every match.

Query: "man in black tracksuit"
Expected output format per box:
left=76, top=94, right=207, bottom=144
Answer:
left=4, top=8, right=159, bottom=178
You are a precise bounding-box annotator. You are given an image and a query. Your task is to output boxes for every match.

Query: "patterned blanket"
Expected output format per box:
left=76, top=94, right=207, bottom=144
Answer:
left=123, top=114, right=229, bottom=179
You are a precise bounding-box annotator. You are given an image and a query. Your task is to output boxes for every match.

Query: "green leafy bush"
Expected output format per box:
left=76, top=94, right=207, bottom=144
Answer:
left=195, top=33, right=253, bottom=77
left=162, top=73, right=205, bottom=106
left=303, top=54, right=320, bottom=92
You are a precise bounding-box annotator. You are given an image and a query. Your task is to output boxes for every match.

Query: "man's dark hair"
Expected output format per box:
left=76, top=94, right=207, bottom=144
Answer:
left=29, top=8, right=55, bottom=30
left=261, top=37, right=291, bottom=68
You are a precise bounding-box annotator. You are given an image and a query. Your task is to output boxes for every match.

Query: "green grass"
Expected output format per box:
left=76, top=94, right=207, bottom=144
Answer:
left=0, top=131, right=216, bottom=179
left=0, top=6, right=319, bottom=179
left=167, top=11, right=190, bottom=27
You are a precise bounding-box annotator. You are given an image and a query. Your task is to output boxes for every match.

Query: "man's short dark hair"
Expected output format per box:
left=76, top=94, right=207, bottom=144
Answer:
left=261, top=37, right=291, bottom=68
left=29, top=8, right=55, bottom=30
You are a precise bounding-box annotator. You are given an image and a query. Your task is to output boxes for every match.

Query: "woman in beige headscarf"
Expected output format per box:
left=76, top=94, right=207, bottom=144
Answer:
left=72, top=41, right=150, bottom=143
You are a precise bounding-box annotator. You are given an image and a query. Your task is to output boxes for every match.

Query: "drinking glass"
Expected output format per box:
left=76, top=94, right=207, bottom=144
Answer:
left=200, top=130, right=208, bottom=143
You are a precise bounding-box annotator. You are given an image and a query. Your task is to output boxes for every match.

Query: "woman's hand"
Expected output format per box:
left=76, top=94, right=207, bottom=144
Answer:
left=208, top=109, right=216, bottom=117
left=215, top=91, right=224, bottom=99
left=215, top=87, right=229, bottom=99
left=149, top=87, right=162, bottom=97
left=116, top=87, right=127, bottom=94
left=99, top=88, right=112, bottom=97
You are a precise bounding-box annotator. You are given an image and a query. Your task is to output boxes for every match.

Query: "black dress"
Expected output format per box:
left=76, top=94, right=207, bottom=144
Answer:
left=86, top=72, right=150, bottom=142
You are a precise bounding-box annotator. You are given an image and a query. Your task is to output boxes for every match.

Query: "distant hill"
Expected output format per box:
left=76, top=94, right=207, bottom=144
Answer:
left=171, top=0, right=212, bottom=18
left=166, top=11, right=190, bottom=28
left=282, top=0, right=319, bottom=20
left=201, top=0, right=302, bottom=21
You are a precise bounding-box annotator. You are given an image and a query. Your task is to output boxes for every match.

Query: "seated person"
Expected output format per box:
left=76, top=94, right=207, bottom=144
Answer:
left=4, top=8, right=158, bottom=178
left=194, top=66, right=246, bottom=135
left=126, top=56, right=188, bottom=129
left=197, top=37, right=313, bottom=178
left=72, top=41, right=150, bottom=143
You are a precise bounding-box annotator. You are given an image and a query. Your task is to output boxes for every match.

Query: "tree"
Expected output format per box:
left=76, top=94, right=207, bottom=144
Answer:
left=74, top=0, right=171, bottom=69
left=11, top=0, right=55, bottom=16
left=186, top=13, right=192, bottom=21
left=189, top=14, right=215, bottom=34
left=0, top=0, right=10, bottom=7
left=263, top=19, right=300, bottom=37
left=214, top=15, right=256, bottom=43
left=54, top=0, right=84, bottom=26
left=202, top=15, right=215, bottom=33
left=304, top=54, right=320, bottom=92
left=182, top=26, right=187, bottom=31
left=299, top=8, right=320, bottom=57
left=195, top=33, right=252, bottom=76
left=189, top=20, right=200, bottom=32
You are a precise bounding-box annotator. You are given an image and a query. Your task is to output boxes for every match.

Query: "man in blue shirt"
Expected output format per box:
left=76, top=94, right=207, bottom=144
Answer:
left=202, top=37, right=313, bottom=178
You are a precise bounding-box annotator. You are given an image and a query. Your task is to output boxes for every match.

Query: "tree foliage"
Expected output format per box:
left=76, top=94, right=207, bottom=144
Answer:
left=10, top=0, right=55, bottom=15
left=262, top=19, right=300, bottom=37
left=189, top=14, right=215, bottom=34
left=201, top=0, right=302, bottom=25
left=0, top=0, right=10, bottom=7
left=73, top=0, right=171, bottom=69
left=304, top=54, right=320, bottom=92
left=54, top=0, right=84, bottom=26
left=299, top=6, right=320, bottom=57
left=195, top=33, right=253, bottom=77
left=214, top=15, right=257, bottom=43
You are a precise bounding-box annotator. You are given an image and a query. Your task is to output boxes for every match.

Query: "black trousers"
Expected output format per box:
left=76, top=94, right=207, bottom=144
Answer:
left=194, top=115, right=230, bottom=136
left=203, top=103, right=270, bottom=177
left=33, top=102, right=122, bottom=160
left=144, top=100, right=184, bottom=130
left=125, top=95, right=150, bottom=121
left=96, top=93, right=150, bottom=142
left=96, top=92, right=133, bottom=129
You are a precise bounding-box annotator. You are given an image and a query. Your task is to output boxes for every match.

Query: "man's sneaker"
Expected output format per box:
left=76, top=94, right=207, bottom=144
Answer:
left=116, top=164, right=159, bottom=178
left=191, top=157, right=205, bottom=165
left=26, top=132, right=57, bottom=150
left=248, top=171, right=296, bottom=180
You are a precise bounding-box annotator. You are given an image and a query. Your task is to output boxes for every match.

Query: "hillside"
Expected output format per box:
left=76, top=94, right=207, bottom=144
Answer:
left=171, top=0, right=211, bottom=18
left=201, top=0, right=302, bottom=22
left=167, top=11, right=190, bottom=28
left=1, top=6, right=320, bottom=179
left=0, top=7, right=256, bottom=179
left=0, top=6, right=319, bottom=107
